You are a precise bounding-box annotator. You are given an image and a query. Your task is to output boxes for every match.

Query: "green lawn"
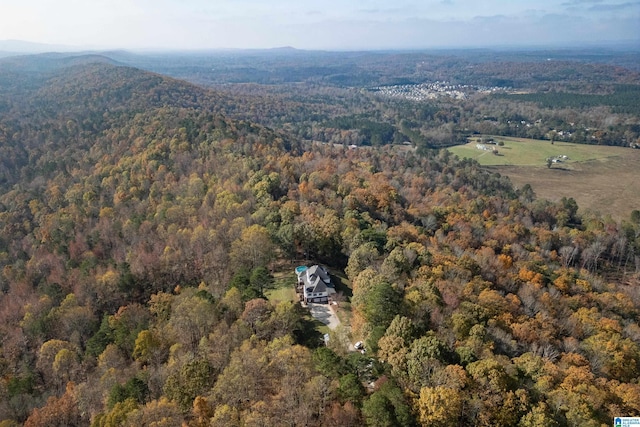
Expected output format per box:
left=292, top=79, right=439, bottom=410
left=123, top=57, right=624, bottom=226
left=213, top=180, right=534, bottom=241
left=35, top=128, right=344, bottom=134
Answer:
left=265, top=286, right=296, bottom=304
left=265, top=269, right=297, bottom=303
left=449, top=137, right=624, bottom=167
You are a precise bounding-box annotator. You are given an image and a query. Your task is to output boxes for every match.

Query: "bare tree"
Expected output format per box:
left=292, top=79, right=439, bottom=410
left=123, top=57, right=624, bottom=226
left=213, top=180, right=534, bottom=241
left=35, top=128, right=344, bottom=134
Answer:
left=559, top=245, right=578, bottom=268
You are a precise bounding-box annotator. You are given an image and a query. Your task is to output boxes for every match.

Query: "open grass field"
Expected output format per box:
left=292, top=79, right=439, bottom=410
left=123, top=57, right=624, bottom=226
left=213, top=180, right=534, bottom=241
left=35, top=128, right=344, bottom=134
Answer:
left=449, top=136, right=623, bottom=166
left=448, top=137, right=640, bottom=222
left=265, top=269, right=297, bottom=303
left=264, top=285, right=296, bottom=304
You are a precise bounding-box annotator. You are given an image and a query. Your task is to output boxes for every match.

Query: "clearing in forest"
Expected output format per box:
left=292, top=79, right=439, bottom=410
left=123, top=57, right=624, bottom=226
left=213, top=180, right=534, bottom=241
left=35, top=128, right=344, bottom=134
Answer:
left=448, top=137, right=640, bottom=222
left=449, top=136, right=624, bottom=167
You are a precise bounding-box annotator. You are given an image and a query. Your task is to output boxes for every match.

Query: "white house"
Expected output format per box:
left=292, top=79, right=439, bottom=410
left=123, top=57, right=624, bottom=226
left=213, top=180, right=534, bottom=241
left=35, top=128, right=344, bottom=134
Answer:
left=297, top=265, right=333, bottom=303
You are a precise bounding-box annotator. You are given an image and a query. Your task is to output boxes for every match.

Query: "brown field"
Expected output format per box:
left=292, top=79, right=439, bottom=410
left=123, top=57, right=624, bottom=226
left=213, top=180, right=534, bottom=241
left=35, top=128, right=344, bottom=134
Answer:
left=490, top=149, right=640, bottom=222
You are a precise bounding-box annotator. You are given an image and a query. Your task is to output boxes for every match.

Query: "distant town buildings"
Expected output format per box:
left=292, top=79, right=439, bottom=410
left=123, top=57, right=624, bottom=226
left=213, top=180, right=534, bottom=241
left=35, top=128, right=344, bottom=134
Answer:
left=369, top=81, right=507, bottom=101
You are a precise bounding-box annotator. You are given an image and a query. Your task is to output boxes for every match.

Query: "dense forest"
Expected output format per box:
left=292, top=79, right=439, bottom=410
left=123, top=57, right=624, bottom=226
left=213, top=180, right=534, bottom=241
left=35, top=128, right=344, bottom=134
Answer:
left=0, top=55, right=639, bottom=426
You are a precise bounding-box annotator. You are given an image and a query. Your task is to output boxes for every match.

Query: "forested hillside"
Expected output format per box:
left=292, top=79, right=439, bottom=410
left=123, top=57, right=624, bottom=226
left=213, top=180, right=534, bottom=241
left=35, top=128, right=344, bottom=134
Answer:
left=0, top=57, right=639, bottom=426
left=105, top=49, right=640, bottom=149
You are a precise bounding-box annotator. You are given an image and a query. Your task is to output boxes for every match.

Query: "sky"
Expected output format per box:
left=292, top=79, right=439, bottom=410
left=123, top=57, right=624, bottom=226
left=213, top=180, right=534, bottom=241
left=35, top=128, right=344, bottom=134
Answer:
left=0, top=0, right=639, bottom=51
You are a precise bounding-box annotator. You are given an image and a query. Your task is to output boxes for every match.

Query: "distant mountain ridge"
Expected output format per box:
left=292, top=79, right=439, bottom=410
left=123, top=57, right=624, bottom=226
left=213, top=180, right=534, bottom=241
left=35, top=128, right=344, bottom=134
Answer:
left=0, top=52, right=121, bottom=72
left=0, top=54, right=227, bottom=115
left=0, top=39, right=86, bottom=54
left=0, top=55, right=235, bottom=189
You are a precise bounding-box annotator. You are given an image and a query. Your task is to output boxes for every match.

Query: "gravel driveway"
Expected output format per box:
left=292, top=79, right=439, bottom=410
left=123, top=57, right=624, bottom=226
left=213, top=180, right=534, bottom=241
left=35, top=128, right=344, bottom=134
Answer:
left=307, top=302, right=341, bottom=330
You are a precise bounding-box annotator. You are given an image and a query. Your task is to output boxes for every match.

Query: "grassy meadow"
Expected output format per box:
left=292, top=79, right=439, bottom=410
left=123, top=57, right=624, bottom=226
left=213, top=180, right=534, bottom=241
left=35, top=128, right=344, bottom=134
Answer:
left=449, top=137, right=622, bottom=166
left=265, top=269, right=298, bottom=303
left=448, top=137, right=640, bottom=221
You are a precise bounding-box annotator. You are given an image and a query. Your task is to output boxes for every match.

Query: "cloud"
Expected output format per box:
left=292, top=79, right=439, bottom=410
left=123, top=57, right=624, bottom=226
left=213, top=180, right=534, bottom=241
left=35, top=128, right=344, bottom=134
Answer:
left=1, top=0, right=638, bottom=50
left=588, top=1, right=640, bottom=10
left=260, top=10, right=637, bottom=50
left=562, top=0, right=605, bottom=4
left=562, top=0, right=640, bottom=9
left=356, top=7, right=404, bottom=15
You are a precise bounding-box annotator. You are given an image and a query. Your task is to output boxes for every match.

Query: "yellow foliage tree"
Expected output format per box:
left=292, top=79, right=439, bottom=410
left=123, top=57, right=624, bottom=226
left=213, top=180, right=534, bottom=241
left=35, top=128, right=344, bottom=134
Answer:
left=417, top=386, right=462, bottom=426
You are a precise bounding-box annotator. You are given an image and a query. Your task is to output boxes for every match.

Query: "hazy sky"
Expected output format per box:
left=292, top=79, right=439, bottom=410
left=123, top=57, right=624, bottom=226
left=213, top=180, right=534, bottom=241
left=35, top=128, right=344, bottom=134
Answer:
left=1, top=0, right=639, bottom=50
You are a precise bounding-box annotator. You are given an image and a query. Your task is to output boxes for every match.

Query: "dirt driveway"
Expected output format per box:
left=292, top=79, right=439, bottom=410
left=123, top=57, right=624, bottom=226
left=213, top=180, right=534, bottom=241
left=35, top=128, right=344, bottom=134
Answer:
left=307, top=302, right=341, bottom=330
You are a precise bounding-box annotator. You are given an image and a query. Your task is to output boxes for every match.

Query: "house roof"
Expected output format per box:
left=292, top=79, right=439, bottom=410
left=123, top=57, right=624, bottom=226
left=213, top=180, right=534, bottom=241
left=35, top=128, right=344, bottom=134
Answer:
left=309, top=277, right=327, bottom=293
left=303, top=272, right=327, bottom=294
left=307, top=265, right=330, bottom=283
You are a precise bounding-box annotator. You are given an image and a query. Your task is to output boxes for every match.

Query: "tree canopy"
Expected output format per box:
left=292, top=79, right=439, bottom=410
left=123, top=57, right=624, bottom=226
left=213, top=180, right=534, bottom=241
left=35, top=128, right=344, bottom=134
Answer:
left=0, top=55, right=638, bottom=426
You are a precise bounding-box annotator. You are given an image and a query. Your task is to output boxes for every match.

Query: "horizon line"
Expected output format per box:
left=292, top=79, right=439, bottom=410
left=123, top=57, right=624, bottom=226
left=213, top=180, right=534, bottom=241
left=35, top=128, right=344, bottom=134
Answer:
left=2, top=38, right=640, bottom=55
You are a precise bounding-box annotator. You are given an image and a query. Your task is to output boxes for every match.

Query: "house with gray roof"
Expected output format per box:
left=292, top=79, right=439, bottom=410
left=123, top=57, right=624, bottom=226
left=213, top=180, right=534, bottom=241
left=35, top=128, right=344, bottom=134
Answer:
left=296, top=265, right=333, bottom=303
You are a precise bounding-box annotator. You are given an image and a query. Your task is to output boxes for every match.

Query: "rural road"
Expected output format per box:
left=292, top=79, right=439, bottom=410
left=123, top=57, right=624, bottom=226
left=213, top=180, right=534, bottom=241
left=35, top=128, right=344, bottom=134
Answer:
left=307, top=302, right=341, bottom=330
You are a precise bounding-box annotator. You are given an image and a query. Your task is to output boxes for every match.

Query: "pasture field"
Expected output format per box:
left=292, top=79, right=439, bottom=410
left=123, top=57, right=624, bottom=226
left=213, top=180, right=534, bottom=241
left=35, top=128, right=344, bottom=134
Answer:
left=449, top=137, right=621, bottom=166
left=448, top=137, right=640, bottom=221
